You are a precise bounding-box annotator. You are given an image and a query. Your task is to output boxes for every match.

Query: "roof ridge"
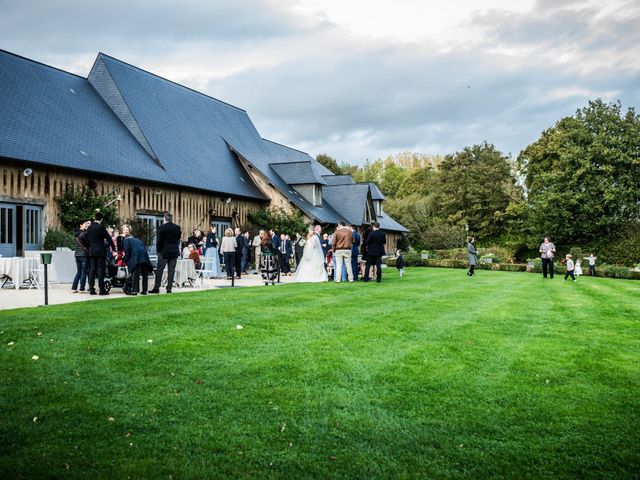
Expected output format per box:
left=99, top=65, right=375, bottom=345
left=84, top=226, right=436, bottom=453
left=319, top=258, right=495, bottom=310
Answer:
left=263, top=138, right=311, bottom=156
left=269, top=160, right=312, bottom=166
left=0, top=49, right=87, bottom=80
left=97, top=52, right=248, bottom=114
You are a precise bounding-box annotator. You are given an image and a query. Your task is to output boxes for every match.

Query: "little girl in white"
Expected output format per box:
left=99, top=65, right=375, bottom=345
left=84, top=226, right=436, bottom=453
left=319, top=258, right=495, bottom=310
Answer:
left=574, top=259, right=583, bottom=277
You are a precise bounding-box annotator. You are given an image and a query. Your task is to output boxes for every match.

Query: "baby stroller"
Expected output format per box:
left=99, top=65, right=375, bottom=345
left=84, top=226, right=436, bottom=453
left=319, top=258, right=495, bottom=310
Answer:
left=104, top=251, right=130, bottom=293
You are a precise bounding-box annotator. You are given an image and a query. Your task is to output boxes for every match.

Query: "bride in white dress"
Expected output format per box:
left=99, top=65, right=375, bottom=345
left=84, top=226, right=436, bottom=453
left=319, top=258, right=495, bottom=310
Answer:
left=294, top=228, right=328, bottom=283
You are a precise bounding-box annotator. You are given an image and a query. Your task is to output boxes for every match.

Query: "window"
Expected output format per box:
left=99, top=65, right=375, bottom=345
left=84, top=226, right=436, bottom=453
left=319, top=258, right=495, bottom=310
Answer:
left=374, top=200, right=383, bottom=217
left=314, top=185, right=322, bottom=207
left=210, top=217, right=231, bottom=241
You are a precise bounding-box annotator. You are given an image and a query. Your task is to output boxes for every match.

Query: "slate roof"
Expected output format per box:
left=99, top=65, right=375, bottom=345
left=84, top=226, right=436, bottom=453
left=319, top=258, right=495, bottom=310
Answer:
left=0, top=49, right=408, bottom=232
left=321, top=183, right=372, bottom=226
left=0, top=50, right=166, bottom=185
left=378, top=214, right=409, bottom=233
left=259, top=139, right=342, bottom=224
left=91, top=53, right=266, bottom=200
left=322, top=174, right=355, bottom=186
left=369, top=182, right=385, bottom=200
left=270, top=161, right=327, bottom=185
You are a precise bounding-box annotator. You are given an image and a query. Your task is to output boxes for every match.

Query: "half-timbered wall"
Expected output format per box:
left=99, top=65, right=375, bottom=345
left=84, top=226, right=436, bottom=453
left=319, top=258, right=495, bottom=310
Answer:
left=0, top=159, right=266, bottom=236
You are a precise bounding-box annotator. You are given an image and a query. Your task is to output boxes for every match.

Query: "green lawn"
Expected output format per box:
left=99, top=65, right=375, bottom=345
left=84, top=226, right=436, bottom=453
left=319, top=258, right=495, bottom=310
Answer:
left=1, top=269, right=639, bottom=479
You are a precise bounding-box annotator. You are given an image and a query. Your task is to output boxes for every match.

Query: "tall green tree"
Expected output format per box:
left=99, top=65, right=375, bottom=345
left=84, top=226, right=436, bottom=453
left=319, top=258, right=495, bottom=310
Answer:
left=316, top=154, right=342, bottom=175
left=379, top=160, right=409, bottom=198
left=396, top=166, right=438, bottom=198
left=518, top=99, right=640, bottom=245
left=438, top=142, right=519, bottom=241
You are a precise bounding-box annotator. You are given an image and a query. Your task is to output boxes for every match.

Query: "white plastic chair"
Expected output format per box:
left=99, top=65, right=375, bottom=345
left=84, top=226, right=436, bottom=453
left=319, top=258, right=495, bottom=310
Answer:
left=25, top=257, right=44, bottom=289
left=194, top=260, right=216, bottom=288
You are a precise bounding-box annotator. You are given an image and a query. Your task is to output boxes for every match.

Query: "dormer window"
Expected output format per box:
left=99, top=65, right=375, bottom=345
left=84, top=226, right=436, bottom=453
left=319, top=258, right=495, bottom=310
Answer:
left=293, top=184, right=322, bottom=207
left=374, top=200, right=383, bottom=216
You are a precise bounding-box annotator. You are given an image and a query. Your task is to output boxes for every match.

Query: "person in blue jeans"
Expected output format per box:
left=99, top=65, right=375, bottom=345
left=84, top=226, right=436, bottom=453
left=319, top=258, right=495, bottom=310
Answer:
left=72, top=219, right=91, bottom=293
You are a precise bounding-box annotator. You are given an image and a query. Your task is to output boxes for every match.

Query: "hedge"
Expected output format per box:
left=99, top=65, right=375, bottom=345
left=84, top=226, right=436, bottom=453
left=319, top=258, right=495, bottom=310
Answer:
left=384, top=257, right=638, bottom=279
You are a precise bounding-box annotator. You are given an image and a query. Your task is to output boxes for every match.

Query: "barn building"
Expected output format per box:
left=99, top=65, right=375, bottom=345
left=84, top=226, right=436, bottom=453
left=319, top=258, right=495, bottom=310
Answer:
left=0, top=50, right=407, bottom=257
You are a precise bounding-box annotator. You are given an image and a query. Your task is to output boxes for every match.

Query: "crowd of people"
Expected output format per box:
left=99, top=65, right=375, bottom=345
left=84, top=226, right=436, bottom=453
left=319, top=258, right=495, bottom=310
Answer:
left=71, top=211, right=393, bottom=296
left=71, top=212, right=601, bottom=297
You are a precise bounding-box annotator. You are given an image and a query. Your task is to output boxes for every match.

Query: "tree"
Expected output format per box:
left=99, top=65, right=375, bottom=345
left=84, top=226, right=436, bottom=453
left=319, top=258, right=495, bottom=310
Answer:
left=438, top=142, right=519, bottom=242
left=518, top=99, right=640, bottom=246
left=316, top=154, right=342, bottom=175
left=56, top=187, right=120, bottom=232
left=246, top=207, right=309, bottom=237
left=379, top=160, right=409, bottom=198
left=396, top=166, right=437, bottom=198
left=384, top=193, right=466, bottom=250
left=352, top=159, right=384, bottom=184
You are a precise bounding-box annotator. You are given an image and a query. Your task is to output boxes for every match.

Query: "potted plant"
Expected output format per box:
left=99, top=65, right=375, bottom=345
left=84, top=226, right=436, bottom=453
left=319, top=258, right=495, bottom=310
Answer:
left=420, top=250, right=430, bottom=260
left=479, top=253, right=495, bottom=264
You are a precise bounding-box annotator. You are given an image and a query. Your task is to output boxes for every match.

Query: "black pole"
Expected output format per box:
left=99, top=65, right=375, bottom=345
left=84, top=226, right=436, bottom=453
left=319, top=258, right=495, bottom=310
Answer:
left=43, top=264, right=48, bottom=306
left=277, top=256, right=281, bottom=283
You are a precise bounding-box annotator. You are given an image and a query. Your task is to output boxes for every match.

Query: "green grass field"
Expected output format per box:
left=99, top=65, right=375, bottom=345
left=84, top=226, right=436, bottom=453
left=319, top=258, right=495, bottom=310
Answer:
left=1, top=269, right=639, bottom=479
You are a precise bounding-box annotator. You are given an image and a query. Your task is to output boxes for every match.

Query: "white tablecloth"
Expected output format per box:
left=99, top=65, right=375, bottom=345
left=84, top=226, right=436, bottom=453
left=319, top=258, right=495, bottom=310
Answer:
left=25, top=251, right=76, bottom=283
left=0, top=257, right=38, bottom=289
left=163, top=259, right=196, bottom=288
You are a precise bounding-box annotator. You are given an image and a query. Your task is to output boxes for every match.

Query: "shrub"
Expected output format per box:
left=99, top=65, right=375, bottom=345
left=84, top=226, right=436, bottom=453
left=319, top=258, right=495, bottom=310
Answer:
left=433, top=248, right=467, bottom=260
left=499, top=264, right=527, bottom=272
left=403, top=251, right=424, bottom=266
left=600, top=264, right=632, bottom=279
left=56, top=187, right=120, bottom=233
left=247, top=207, right=309, bottom=237
left=569, top=246, right=583, bottom=260
left=44, top=229, right=75, bottom=250
left=478, top=245, right=516, bottom=263
left=600, top=222, right=640, bottom=266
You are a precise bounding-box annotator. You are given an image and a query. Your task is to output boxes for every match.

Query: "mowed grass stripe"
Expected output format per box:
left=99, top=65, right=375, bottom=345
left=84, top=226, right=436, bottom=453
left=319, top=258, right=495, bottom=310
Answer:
left=1, top=268, right=639, bottom=479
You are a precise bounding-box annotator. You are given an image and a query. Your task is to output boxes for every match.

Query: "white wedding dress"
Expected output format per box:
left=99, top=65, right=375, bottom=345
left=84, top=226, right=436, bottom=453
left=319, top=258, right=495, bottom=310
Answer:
left=294, top=235, right=328, bottom=283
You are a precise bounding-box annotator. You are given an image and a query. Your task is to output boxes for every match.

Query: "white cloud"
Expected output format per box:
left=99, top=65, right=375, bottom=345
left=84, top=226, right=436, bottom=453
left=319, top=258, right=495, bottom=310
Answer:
left=0, top=0, right=638, bottom=165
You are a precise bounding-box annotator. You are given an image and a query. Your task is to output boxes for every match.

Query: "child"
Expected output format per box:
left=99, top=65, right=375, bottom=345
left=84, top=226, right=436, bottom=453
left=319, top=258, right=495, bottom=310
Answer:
left=187, top=244, right=201, bottom=269
left=583, top=253, right=597, bottom=276
left=396, top=250, right=405, bottom=277
left=564, top=254, right=576, bottom=282
left=574, top=259, right=583, bottom=277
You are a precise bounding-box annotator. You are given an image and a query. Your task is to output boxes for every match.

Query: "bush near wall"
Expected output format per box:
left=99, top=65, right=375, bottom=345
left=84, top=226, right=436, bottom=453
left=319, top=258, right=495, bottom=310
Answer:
left=431, top=245, right=517, bottom=263
left=385, top=257, right=637, bottom=279
left=43, top=229, right=76, bottom=250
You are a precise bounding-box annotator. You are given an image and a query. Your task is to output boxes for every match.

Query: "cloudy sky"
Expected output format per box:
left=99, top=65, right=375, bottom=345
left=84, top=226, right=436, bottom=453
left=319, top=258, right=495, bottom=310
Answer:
left=1, top=0, right=639, bottom=165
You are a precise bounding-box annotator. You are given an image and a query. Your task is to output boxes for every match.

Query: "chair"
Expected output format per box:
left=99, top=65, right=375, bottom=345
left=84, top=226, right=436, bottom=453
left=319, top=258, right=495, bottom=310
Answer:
left=194, top=259, right=217, bottom=288
left=25, top=257, right=44, bottom=289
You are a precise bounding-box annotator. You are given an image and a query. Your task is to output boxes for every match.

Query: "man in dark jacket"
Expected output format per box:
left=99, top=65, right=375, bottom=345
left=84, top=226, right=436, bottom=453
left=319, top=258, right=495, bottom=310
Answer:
left=351, top=226, right=361, bottom=281
left=363, top=222, right=386, bottom=283
left=87, top=212, right=116, bottom=295
left=234, top=227, right=245, bottom=279
left=279, top=234, right=293, bottom=275
left=122, top=224, right=153, bottom=295
left=149, top=212, right=182, bottom=294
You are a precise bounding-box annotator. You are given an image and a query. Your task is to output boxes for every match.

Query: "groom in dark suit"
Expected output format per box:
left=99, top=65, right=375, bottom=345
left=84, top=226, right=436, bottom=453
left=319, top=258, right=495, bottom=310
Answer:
left=363, top=222, right=386, bottom=283
left=87, top=211, right=116, bottom=295
left=149, top=212, right=182, bottom=294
